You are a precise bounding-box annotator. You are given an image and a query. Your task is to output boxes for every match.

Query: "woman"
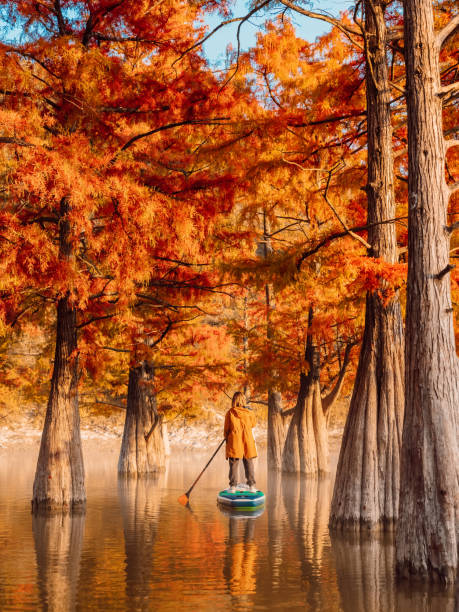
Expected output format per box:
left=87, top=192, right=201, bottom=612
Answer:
left=224, top=391, right=257, bottom=492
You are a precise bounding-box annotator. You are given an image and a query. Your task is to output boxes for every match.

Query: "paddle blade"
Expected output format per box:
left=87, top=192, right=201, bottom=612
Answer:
left=177, top=493, right=189, bottom=506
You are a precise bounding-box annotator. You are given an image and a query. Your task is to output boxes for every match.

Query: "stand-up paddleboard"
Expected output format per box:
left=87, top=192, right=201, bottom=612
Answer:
left=217, top=484, right=265, bottom=512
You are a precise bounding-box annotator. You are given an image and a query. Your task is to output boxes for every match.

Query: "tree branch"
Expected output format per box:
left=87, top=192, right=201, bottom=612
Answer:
left=145, top=321, right=174, bottom=348
left=278, top=0, right=364, bottom=50
left=436, top=14, right=459, bottom=48
left=172, top=0, right=272, bottom=66
left=321, top=341, right=354, bottom=422
left=111, top=118, right=230, bottom=161
left=296, top=217, right=407, bottom=269
left=438, top=81, right=459, bottom=100
left=287, top=110, right=367, bottom=128
left=76, top=314, right=114, bottom=329
left=53, top=0, right=67, bottom=35
left=144, top=413, right=163, bottom=443
left=0, top=136, right=34, bottom=147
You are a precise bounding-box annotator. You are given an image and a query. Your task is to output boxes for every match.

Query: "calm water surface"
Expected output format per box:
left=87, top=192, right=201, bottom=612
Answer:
left=0, top=438, right=456, bottom=611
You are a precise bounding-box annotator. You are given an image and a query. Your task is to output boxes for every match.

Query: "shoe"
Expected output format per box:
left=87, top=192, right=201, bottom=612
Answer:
left=228, top=486, right=236, bottom=493
left=249, top=485, right=257, bottom=493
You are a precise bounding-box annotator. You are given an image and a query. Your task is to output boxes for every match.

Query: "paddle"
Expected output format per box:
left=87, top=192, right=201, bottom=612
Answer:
left=178, top=438, right=226, bottom=506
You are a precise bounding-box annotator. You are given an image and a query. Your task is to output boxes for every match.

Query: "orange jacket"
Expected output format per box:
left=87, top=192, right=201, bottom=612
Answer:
left=224, top=406, right=257, bottom=459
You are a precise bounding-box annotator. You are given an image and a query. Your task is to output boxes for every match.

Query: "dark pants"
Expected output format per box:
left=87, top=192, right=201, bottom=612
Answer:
left=228, top=457, right=256, bottom=487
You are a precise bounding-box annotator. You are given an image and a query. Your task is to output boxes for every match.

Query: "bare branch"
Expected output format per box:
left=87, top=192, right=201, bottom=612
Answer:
left=296, top=217, right=407, bottom=270
left=436, top=14, right=459, bottom=48
left=0, top=136, right=34, bottom=147
left=283, top=158, right=371, bottom=251
left=322, top=341, right=354, bottom=420
left=145, top=320, right=174, bottom=348
left=144, top=413, right=163, bottom=443
left=438, top=81, right=459, bottom=100
left=76, top=314, right=114, bottom=329
left=53, top=0, right=67, bottom=35
left=172, top=0, right=271, bottom=66
left=288, top=110, right=367, bottom=128
left=101, top=345, right=130, bottom=353
left=278, top=0, right=364, bottom=50
left=111, top=118, right=230, bottom=161
left=434, top=264, right=455, bottom=280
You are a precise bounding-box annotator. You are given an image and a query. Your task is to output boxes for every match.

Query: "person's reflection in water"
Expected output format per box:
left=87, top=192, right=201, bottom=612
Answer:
left=331, top=530, right=457, bottom=612
left=118, top=475, right=164, bottom=611
left=32, top=510, right=86, bottom=612
left=223, top=515, right=258, bottom=608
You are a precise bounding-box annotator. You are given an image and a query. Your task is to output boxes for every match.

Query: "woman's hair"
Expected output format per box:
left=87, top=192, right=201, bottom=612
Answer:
left=232, top=391, right=246, bottom=409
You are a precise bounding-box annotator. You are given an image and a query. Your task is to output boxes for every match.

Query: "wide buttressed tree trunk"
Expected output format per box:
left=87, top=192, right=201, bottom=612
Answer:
left=282, top=313, right=330, bottom=476
left=330, top=0, right=404, bottom=531
left=397, top=0, right=459, bottom=583
left=118, top=361, right=166, bottom=476
left=32, top=200, right=85, bottom=513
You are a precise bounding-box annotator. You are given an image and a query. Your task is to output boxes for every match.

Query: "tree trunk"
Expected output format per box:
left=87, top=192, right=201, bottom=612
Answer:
left=282, top=309, right=330, bottom=475
left=262, top=210, right=287, bottom=470
left=312, top=380, right=329, bottom=474
left=330, top=0, right=404, bottom=531
left=32, top=199, right=85, bottom=513
left=397, top=0, right=459, bottom=583
left=267, top=390, right=285, bottom=470
left=118, top=361, right=166, bottom=476
left=282, top=372, right=318, bottom=474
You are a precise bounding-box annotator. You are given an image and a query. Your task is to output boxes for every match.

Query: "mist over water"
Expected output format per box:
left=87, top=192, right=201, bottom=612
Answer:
left=0, top=440, right=456, bottom=611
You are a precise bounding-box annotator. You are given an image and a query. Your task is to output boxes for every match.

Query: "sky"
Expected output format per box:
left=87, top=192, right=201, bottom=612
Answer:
left=1, top=0, right=353, bottom=60
left=201, top=0, right=353, bottom=64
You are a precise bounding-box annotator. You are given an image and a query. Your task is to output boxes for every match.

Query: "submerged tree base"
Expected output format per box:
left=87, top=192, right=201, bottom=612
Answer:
left=31, top=499, right=86, bottom=516
left=329, top=516, right=396, bottom=533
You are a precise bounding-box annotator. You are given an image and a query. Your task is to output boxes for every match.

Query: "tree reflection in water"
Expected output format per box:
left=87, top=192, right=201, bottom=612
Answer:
left=23, top=451, right=458, bottom=610
left=32, top=511, right=85, bottom=612
left=282, top=474, right=341, bottom=610
left=267, top=469, right=284, bottom=591
left=331, top=530, right=458, bottom=612
left=118, top=474, right=165, bottom=610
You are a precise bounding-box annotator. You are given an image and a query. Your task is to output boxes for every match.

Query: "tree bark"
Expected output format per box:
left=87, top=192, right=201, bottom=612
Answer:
left=261, top=210, right=287, bottom=470
left=267, top=390, right=285, bottom=470
left=118, top=361, right=166, bottom=476
left=282, top=308, right=330, bottom=475
left=32, top=200, right=85, bottom=513
left=396, top=0, right=459, bottom=584
left=330, top=0, right=404, bottom=531
left=282, top=372, right=318, bottom=474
